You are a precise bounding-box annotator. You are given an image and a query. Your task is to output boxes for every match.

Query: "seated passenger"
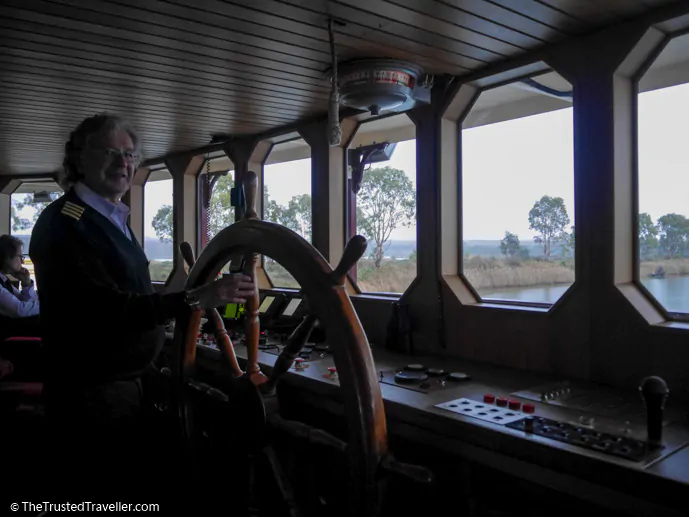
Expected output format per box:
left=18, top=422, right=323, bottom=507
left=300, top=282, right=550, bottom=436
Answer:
left=0, top=235, right=41, bottom=379
left=0, top=235, right=39, bottom=323
left=29, top=113, right=254, bottom=499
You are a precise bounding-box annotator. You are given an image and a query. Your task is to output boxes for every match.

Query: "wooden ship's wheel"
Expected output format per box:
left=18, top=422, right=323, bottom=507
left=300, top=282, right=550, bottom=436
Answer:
left=173, top=171, right=431, bottom=516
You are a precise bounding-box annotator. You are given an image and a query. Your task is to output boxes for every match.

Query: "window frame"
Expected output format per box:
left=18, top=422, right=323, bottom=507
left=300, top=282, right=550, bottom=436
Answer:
left=344, top=112, right=418, bottom=298
left=631, top=30, right=689, bottom=323
left=142, top=167, right=176, bottom=286
left=456, top=69, right=576, bottom=310
left=7, top=178, right=63, bottom=288
left=197, top=152, right=236, bottom=253
left=260, top=136, right=312, bottom=291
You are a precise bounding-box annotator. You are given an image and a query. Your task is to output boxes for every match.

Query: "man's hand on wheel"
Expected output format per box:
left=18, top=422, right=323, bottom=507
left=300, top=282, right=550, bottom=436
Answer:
left=188, top=274, right=255, bottom=309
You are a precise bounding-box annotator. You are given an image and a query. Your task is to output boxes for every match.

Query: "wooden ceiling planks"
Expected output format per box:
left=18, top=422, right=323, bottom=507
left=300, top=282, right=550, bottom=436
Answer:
left=198, top=0, right=484, bottom=72
left=378, top=0, right=548, bottom=47
left=535, top=0, right=647, bottom=24
left=397, top=0, right=570, bottom=42
left=0, top=79, right=295, bottom=127
left=1, top=2, right=327, bottom=79
left=284, top=0, right=511, bottom=59
left=0, top=0, right=680, bottom=176
left=486, top=0, right=606, bottom=31
left=0, top=21, right=330, bottom=92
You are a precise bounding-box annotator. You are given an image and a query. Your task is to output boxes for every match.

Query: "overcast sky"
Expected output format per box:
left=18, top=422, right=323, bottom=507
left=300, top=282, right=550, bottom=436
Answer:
left=638, top=82, right=689, bottom=223
left=13, top=82, right=687, bottom=246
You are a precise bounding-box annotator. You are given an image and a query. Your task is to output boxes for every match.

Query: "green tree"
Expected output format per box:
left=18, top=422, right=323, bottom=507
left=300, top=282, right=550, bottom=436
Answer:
left=280, top=194, right=311, bottom=241
left=357, top=166, right=415, bottom=268
left=262, top=186, right=307, bottom=287
left=208, top=174, right=235, bottom=239
left=152, top=204, right=173, bottom=242
left=528, top=195, right=570, bottom=261
left=638, top=213, right=659, bottom=260
left=152, top=173, right=239, bottom=244
left=264, top=185, right=283, bottom=224
left=559, top=225, right=575, bottom=259
left=12, top=192, right=62, bottom=232
left=264, top=188, right=312, bottom=240
left=11, top=203, right=31, bottom=232
left=151, top=178, right=313, bottom=247
left=499, top=231, right=521, bottom=257
left=657, top=213, right=689, bottom=258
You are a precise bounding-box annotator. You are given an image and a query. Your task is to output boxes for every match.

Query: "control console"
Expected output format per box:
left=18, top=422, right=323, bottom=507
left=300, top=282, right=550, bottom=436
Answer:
left=257, top=340, right=331, bottom=363
left=380, top=364, right=472, bottom=393
left=506, top=416, right=651, bottom=462
left=434, top=376, right=676, bottom=463
left=436, top=397, right=529, bottom=425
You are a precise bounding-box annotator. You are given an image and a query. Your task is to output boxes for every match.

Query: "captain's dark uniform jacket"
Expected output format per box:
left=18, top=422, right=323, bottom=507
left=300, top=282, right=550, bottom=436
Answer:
left=29, top=189, right=184, bottom=386
left=28, top=189, right=189, bottom=500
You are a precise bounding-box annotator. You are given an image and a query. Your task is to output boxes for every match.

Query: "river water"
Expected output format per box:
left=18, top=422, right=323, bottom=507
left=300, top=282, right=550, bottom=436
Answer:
left=480, top=276, right=689, bottom=312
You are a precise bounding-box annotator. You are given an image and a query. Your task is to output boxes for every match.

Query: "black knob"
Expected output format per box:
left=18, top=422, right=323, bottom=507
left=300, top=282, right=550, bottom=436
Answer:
left=639, top=376, right=669, bottom=449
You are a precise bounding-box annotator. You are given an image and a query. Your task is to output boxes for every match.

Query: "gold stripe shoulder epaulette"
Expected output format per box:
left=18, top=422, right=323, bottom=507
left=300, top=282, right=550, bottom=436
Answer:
left=61, top=201, right=85, bottom=221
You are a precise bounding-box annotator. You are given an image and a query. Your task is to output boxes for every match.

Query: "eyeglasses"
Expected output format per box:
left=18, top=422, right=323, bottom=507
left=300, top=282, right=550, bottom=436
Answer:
left=91, top=148, right=140, bottom=163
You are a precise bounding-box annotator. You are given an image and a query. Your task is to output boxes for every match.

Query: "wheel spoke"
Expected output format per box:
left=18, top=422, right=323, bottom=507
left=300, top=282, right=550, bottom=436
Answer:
left=268, top=413, right=347, bottom=455
left=180, top=241, right=243, bottom=377
left=264, top=314, right=318, bottom=393
left=264, top=445, right=303, bottom=517
left=242, top=173, right=269, bottom=386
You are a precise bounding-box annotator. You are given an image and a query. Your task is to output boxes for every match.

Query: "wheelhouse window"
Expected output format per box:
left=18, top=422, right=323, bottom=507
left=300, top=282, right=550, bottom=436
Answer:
left=208, top=171, right=235, bottom=243
left=262, top=138, right=311, bottom=289
left=199, top=153, right=236, bottom=255
left=11, top=181, right=63, bottom=286
left=347, top=114, right=417, bottom=295
left=146, top=168, right=174, bottom=283
left=637, top=33, right=689, bottom=316
left=461, top=71, right=574, bottom=305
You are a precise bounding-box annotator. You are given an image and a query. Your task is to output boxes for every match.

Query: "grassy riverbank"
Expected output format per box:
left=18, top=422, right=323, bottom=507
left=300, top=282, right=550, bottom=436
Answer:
left=152, top=256, right=689, bottom=295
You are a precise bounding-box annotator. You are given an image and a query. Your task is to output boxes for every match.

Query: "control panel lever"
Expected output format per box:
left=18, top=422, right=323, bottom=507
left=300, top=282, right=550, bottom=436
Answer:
left=332, top=235, right=367, bottom=285
left=639, top=376, right=669, bottom=449
left=264, top=314, right=318, bottom=392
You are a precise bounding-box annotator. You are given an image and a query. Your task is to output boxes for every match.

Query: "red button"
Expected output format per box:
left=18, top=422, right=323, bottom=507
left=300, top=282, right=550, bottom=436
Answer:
left=483, top=394, right=496, bottom=404
left=508, top=400, right=521, bottom=410
left=523, top=403, right=535, bottom=414
left=496, top=397, right=507, bottom=407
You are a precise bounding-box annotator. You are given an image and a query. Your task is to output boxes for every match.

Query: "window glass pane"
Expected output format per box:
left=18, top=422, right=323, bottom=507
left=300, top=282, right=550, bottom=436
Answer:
left=203, top=170, right=236, bottom=274
left=209, top=172, right=235, bottom=241
left=146, top=170, right=174, bottom=282
left=637, top=34, right=689, bottom=313
left=263, top=139, right=311, bottom=288
left=462, top=72, right=574, bottom=304
left=354, top=138, right=417, bottom=294
left=11, top=184, right=63, bottom=287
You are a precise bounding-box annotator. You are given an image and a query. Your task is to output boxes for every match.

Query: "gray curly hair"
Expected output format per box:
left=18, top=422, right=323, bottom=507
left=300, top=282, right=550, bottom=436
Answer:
left=60, top=113, right=141, bottom=190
